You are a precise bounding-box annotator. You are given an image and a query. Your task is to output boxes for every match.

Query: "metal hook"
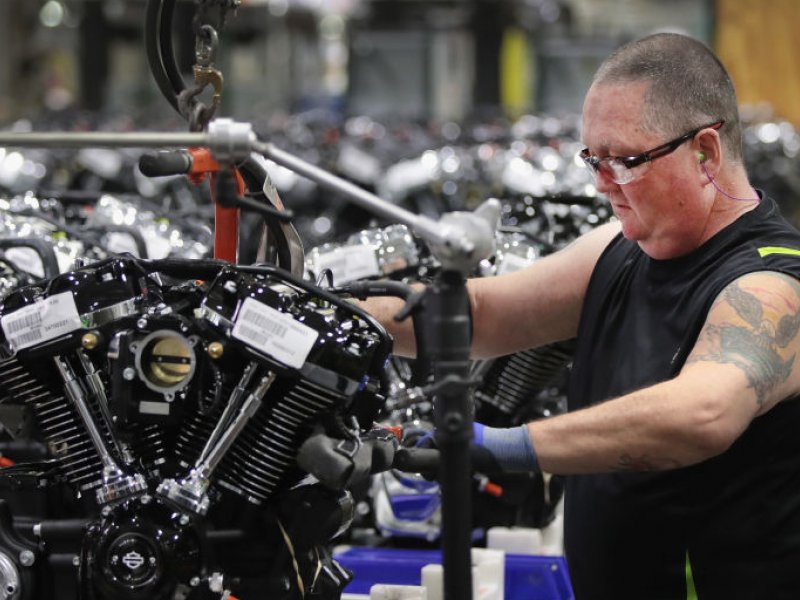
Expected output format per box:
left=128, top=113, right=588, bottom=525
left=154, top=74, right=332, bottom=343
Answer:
left=195, top=24, right=218, bottom=67
left=177, top=86, right=218, bottom=132
left=193, top=64, right=224, bottom=105
left=177, top=24, right=224, bottom=131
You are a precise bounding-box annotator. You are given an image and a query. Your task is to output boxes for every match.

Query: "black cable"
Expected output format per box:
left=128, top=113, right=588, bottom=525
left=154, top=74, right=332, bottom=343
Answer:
left=145, top=0, right=178, bottom=112
left=10, top=209, right=105, bottom=251
left=144, top=0, right=186, bottom=115
left=160, top=0, right=186, bottom=98
left=0, top=237, right=61, bottom=280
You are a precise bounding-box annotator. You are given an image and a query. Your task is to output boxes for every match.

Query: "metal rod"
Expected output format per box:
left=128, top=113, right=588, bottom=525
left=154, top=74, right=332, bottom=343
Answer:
left=0, top=126, right=476, bottom=256
left=76, top=351, right=132, bottom=464
left=202, top=372, right=275, bottom=474
left=196, top=362, right=257, bottom=464
left=157, top=370, right=276, bottom=515
left=255, top=140, right=470, bottom=253
left=53, top=355, right=147, bottom=504
left=53, top=355, right=122, bottom=474
left=0, top=131, right=206, bottom=149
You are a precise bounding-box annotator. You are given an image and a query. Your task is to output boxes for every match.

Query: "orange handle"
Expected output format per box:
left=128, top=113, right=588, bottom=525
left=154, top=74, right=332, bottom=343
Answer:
left=185, top=147, right=244, bottom=263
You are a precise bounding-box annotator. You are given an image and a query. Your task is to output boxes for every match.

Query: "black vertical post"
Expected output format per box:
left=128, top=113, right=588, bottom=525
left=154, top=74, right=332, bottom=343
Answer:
left=78, top=0, right=109, bottom=111
left=425, top=269, right=474, bottom=600
left=471, top=1, right=505, bottom=113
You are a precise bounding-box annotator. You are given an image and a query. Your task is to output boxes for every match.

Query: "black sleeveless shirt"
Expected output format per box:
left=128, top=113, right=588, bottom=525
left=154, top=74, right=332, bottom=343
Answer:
left=566, top=197, right=800, bottom=599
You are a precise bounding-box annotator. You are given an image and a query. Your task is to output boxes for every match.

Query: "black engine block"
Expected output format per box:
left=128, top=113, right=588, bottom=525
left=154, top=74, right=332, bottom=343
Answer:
left=0, top=257, right=390, bottom=600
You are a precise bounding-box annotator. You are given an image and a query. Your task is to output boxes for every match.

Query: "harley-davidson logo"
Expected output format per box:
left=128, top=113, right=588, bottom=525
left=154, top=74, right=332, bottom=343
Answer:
left=122, top=551, right=145, bottom=570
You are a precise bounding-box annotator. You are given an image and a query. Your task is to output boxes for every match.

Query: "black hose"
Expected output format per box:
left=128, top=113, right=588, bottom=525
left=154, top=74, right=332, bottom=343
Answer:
left=10, top=209, right=105, bottom=251
left=332, top=280, right=431, bottom=386
left=144, top=0, right=183, bottom=114
left=160, top=0, right=185, bottom=97
left=0, top=237, right=62, bottom=279
left=139, top=256, right=229, bottom=279
left=145, top=0, right=178, bottom=112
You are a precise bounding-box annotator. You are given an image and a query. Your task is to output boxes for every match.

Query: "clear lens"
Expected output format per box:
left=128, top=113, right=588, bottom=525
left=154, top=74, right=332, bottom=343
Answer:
left=605, top=159, right=634, bottom=184
left=581, top=152, right=648, bottom=185
left=597, top=157, right=649, bottom=185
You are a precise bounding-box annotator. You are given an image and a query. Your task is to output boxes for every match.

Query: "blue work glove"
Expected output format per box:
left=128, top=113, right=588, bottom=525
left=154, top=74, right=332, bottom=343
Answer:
left=395, top=422, right=539, bottom=476
left=472, top=422, right=540, bottom=473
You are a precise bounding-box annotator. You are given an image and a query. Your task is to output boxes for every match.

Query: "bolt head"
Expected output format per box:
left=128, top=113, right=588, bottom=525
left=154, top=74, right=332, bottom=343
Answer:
left=81, top=332, right=99, bottom=350
left=207, top=341, right=224, bottom=359
left=18, top=550, right=35, bottom=566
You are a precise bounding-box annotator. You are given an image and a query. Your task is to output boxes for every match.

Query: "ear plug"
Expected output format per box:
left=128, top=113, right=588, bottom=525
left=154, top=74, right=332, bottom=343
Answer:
left=698, top=151, right=706, bottom=162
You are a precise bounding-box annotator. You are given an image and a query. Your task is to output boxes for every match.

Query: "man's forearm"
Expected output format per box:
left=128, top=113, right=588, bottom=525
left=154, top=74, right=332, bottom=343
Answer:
left=358, top=295, right=418, bottom=357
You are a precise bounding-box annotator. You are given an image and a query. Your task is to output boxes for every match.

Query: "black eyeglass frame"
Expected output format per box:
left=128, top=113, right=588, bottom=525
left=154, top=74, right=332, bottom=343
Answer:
left=580, top=119, right=725, bottom=177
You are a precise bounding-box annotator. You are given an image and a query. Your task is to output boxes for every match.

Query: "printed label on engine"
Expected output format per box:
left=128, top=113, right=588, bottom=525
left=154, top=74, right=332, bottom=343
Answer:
left=1, top=291, right=82, bottom=352
left=232, top=297, right=318, bottom=369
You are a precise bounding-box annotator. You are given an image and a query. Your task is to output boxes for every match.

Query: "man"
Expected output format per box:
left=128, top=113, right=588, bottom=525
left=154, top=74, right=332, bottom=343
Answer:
left=365, top=33, right=800, bottom=598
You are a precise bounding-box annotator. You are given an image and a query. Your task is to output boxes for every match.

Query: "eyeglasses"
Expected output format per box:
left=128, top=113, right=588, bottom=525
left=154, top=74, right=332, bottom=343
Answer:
left=580, top=120, right=724, bottom=185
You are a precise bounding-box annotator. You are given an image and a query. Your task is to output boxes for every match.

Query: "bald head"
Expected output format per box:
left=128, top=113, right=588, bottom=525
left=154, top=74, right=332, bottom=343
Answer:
left=592, top=33, right=743, bottom=162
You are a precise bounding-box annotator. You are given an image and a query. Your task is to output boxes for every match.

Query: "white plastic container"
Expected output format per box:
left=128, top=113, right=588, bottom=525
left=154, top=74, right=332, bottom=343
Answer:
left=421, top=548, right=505, bottom=600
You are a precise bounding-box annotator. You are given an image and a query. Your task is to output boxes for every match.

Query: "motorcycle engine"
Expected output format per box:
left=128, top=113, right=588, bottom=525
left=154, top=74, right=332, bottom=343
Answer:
left=0, top=256, right=390, bottom=600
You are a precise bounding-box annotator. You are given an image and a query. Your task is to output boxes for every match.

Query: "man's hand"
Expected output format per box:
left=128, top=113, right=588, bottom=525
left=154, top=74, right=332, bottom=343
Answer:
left=393, top=423, right=539, bottom=476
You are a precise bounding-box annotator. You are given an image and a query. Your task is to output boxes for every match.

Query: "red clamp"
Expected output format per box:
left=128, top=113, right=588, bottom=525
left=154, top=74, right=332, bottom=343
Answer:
left=184, top=147, right=244, bottom=263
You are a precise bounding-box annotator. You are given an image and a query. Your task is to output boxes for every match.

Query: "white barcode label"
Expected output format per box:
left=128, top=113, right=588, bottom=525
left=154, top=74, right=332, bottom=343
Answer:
left=232, top=298, right=318, bottom=369
left=313, top=245, right=380, bottom=285
left=1, top=291, right=82, bottom=352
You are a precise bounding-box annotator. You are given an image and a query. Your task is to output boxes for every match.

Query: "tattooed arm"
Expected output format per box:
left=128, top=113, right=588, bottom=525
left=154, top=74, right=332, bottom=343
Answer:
left=684, top=271, right=800, bottom=413
left=525, top=271, right=800, bottom=475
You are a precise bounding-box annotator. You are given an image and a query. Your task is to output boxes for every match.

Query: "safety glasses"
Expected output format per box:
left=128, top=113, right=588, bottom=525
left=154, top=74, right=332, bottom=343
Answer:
left=580, top=120, right=724, bottom=185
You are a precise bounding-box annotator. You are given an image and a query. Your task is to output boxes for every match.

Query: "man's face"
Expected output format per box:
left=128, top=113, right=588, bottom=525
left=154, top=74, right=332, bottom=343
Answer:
left=581, top=81, right=709, bottom=259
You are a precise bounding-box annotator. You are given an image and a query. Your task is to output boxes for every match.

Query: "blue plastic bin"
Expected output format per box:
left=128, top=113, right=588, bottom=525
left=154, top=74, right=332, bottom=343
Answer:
left=334, top=547, right=574, bottom=600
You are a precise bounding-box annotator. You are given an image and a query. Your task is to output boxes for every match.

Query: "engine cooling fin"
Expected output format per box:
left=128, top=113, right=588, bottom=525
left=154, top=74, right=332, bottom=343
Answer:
left=217, top=378, right=347, bottom=504
left=0, top=357, right=104, bottom=491
left=474, top=342, right=573, bottom=417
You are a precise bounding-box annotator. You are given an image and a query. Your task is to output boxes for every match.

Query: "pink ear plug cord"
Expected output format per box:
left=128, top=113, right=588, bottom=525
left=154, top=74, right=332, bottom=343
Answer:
left=701, top=161, right=760, bottom=203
